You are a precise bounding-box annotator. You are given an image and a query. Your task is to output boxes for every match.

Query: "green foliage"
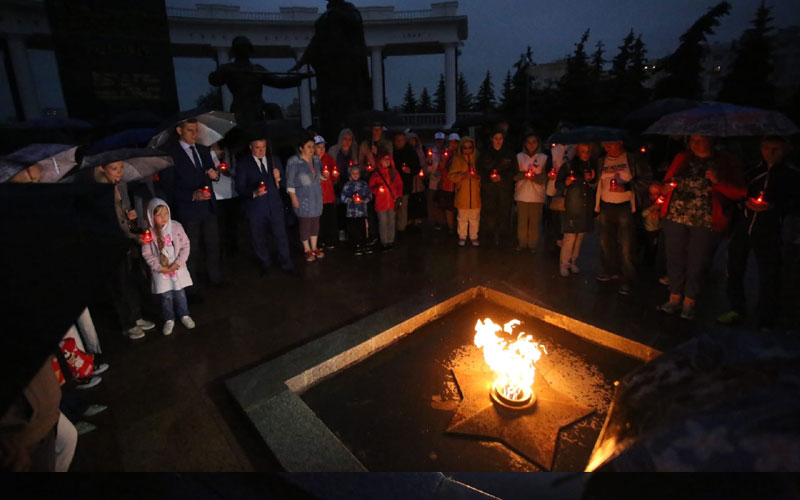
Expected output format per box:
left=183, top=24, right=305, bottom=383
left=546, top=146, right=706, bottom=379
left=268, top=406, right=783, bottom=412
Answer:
left=457, top=72, right=473, bottom=112
left=717, top=2, right=775, bottom=107
left=475, top=71, right=496, bottom=112
left=655, top=1, right=732, bottom=99
left=434, top=74, right=446, bottom=113
left=500, top=70, right=514, bottom=112
left=418, top=87, right=433, bottom=113
left=402, top=82, right=417, bottom=113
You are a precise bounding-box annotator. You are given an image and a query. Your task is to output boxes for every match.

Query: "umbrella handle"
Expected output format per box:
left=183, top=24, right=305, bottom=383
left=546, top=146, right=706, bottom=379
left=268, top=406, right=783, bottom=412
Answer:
left=53, top=156, right=60, bottom=175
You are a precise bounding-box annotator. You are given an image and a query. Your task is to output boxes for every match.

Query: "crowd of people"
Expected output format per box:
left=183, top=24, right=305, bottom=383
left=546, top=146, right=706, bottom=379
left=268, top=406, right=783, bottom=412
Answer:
left=2, top=115, right=799, bottom=472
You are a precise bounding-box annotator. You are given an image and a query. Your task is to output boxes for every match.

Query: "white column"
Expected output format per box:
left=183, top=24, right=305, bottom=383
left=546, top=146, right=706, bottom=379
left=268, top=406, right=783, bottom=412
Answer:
left=215, top=46, right=233, bottom=112
left=444, top=43, right=457, bottom=128
left=6, top=36, right=40, bottom=120
left=294, top=49, right=312, bottom=128
left=370, top=46, right=384, bottom=111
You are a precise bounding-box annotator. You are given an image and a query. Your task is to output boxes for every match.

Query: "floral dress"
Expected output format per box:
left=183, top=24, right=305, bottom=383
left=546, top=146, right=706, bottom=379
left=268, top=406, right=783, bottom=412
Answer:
left=666, top=156, right=714, bottom=230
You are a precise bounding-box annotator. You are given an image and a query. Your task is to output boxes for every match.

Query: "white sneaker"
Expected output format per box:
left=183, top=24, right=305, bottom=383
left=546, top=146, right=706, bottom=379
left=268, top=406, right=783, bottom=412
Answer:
left=162, top=320, right=175, bottom=336
left=76, top=376, right=102, bottom=390
left=127, top=326, right=145, bottom=339
left=458, top=239, right=466, bottom=247
left=136, top=319, right=156, bottom=331
left=471, top=239, right=480, bottom=247
left=569, top=262, right=580, bottom=273
left=181, top=316, right=196, bottom=329
left=560, top=265, right=570, bottom=277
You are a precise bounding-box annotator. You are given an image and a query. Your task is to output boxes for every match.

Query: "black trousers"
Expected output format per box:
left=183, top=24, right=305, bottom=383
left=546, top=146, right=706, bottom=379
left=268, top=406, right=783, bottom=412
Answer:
left=108, top=249, right=143, bottom=330
left=347, top=217, right=368, bottom=248
left=216, top=197, right=240, bottom=257
left=727, top=216, right=782, bottom=328
left=320, top=202, right=338, bottom=247
left=184, top=215, right=222, bottom=285
left=482, top=186, right=512, bottom=239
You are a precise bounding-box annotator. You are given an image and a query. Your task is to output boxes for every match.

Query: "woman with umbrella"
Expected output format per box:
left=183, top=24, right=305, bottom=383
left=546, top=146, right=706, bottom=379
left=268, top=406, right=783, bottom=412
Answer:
left=657, top=135, right=746, bottom=320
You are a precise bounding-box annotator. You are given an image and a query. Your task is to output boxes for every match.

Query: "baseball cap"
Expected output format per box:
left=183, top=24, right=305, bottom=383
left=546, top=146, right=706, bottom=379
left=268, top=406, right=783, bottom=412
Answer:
left=313, top=135, right=326, bottom=145
left=447, top=133, right=460, bottom=142
left=434, top=132, right=446, bottom=140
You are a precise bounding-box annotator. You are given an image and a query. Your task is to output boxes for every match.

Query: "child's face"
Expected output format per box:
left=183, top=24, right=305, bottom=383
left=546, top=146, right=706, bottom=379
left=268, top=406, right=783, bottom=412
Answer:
left=153, top=207, right=169, bottom=227
left=314, top=143, right=326, bottom=157
left=350, top=169, right=360, bottom=181
left=648, top=184, right=660, bottom=200
left=379, top=156, right=391, bottom=168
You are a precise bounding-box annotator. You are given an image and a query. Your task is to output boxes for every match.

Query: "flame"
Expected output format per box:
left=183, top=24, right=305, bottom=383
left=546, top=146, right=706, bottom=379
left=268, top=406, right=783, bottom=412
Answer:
left=473, top=318, right=546, bottom=401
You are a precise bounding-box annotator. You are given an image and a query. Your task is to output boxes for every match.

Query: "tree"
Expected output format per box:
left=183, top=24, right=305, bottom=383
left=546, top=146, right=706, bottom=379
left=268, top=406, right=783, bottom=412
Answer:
left=456, top=72, right=473, bottom=112
left=434, top=74, right=446, bottom=113
left=418, top=87, right=433, bottom=113
left=591, top=40, right=606, bottom=76
left=606, top=31, right=650, bottom=123
left=717, top=1, right=775, bottom=108
left=402, top=82, right=417, bottom=113
left=655, top=1, right=732, bottom=99
left=500, top=70, right=514, bottom=111
left=559, top=29, right=595, bottom=123
left=475, top=71, right=496, bottom=112
left=611, top=30, right=635, bottom=81
left=195, top=87, right=222, bottom=110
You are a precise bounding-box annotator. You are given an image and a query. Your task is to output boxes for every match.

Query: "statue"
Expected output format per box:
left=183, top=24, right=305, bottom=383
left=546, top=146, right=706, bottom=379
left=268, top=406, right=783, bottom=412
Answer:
left=209, top=36, right=309, bottom=126
left=290, top=0, right=371, bottom=141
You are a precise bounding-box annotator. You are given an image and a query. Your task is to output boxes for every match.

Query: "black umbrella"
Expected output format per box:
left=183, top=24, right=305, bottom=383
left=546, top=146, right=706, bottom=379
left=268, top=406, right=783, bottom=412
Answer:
left=547, top=126, right=631, bottom=145
left=0, top=183, right=128, bottom=416
left=80, top=148, right=173, bottom=183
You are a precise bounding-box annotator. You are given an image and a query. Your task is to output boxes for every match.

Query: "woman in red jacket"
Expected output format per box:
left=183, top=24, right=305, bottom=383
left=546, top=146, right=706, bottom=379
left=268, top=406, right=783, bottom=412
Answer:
left=369, top=150, right=404, bottom=251
left=657, top=135, right=746, bottom=320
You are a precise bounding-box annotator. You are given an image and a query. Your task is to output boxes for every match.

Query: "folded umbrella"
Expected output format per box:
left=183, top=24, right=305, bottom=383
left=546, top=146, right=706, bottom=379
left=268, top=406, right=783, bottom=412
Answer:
left=644, top=102, right=800, bottom=137
left=547, top=126, right=631, bottom=145
left=80, top=147, right=173, bottom=183
left=149, top=108, right=237, bottom=149
left=0, top=143, right=79, bottom=183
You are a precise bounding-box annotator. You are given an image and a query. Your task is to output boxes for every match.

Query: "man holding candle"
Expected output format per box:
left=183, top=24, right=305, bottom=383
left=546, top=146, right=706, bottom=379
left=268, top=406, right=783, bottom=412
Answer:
left=717, top=136, right=800, bottom=331
left=160, top=119, right=224, bottom=291
left=235, top=138, right=295, bottom=276
left=594, top=140, right=652, bottom=295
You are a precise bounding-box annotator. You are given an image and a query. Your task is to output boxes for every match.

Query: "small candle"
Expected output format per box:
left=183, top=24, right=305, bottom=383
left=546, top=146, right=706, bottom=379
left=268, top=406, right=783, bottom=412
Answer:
left=202, top=185, right=211, bottom=195
left=669, top=180, right=678, bottom=188
left=219, top=162, right=228, bottom=172
left=418, top=168, right=424, bottom=178
left=258, top=181, right=266, bottom=190
left=427, top=148, right=433, bottom=157
left=353, top=193, right=362, bottom=203
left=525, top=169, right=534, bottom=179
left=656, top=194, right=666, bottom=205
left=640, top=146, right=647, bottom=154
left=379, top=185, right=386, bottom=193
left=551, top=143, right=557, bottom=148
left=140, top=229, right=153, bottom=243
left=469, top=168, right=477, bottom=176
left=349, top=160, right=354, bottom=167
left=491, top=169, right=499, bottom=180
left=322, top=166, right=330, bottom=176
left=443, top=151, right=449, bottom=158
left=366, top=163, right=374, bottom=172
left=568, top=171, right=576, bottom=182
left=548, top=169, right=557, bottom=179
left=610, top=178, right=617, bottom=189
left=332, top=167, right=340, bottom=178
left=753, top=190, right=766, bottom=205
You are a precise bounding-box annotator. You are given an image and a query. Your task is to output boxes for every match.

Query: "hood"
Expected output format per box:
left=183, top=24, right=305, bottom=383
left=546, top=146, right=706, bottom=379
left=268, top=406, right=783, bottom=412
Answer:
left=146, top=197, right=172, bottom=232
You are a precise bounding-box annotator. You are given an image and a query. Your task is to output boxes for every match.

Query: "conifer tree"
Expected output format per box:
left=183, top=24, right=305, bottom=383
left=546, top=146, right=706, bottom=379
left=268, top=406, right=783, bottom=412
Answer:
left=402, top=82, right=417, bottom=113
left=434, top=74, right=446, bottom=113
left=475, top=71, right=496, bottom=112
left=500, top=70, right=514, bottom=111
left=418, top=87, right=433, bottom=113
left=456, top=72, right=473, bottom=112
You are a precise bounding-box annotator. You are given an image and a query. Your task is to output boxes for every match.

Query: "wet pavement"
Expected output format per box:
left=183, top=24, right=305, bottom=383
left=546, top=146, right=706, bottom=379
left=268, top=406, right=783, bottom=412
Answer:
left=69, top=221, right=799, bottom=471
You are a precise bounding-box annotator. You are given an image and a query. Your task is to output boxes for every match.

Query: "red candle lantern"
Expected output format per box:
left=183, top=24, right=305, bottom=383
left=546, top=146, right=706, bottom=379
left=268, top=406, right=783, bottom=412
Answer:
left=202, top=185, right=211, bottom=195
left=610, top=178, right=617, bottom=189
left=140, top=229, right=153, bottom=243
left=153, top=172, right=160, bottom=182
left=349, top=160, right=354, bottom=167
left=322, top=165, right=330, bottom=176
left=548, top=169, right=557, bottom=180
left=418, top=168, right=424, bottom=178
left=258, top=181, right=266, bottom=191
left=443, top=150, right=449, bottom=158
left=669, top=180, right=678, bottom=189
left=525, top=169, right=534, bottom=179
left=353, top=193, right=362, bottom=204
left=366, top=163, right=374, bottom=172
left=551, top=143, right=557, bottom=149
left=656, top=194, right=666, bottom=205
left=332, top=166, right=340, bottom=178
left=469, top=167, right=477, bottom=177
left=491, top=169, right=499, bottom=181
left=427, top=148, right=433, bottom=158
left=568, top=171, right=576, bottom=183
left=753, top=190, right=766, bottom=205
left=379, top=185, right=386, bottom=194
left=640, top=146, right=647, bottom=154
left=219, top=162, right=229, bottom=173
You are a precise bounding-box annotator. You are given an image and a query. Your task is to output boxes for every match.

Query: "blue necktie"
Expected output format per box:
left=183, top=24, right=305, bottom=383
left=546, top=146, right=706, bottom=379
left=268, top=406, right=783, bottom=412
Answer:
left=258, top=157, right=266, bottom=175
left=190, top=146, right=202, bottom=169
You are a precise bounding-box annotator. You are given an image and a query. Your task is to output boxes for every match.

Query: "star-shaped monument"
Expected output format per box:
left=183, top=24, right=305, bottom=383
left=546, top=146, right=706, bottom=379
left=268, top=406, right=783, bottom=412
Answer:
left=446, top=365, right=594, bottom=470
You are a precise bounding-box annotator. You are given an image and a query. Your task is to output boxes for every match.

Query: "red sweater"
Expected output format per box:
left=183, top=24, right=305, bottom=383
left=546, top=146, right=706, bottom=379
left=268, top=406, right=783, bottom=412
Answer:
left=369, top=167, right=403, bottom=211
left=660, top=151, right=746, bottom=232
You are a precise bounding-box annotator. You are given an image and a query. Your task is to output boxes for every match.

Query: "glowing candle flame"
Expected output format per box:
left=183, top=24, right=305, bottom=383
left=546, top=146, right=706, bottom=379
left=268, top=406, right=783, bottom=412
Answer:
left=473, top=318, right=546, bottom=402
left=140, top=229, right=153, bottom=243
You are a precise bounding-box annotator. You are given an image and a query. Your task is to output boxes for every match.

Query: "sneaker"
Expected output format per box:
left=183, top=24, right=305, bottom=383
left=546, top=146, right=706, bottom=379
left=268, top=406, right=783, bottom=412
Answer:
left=560, top=265, right=570, bottom=277
left=181, top=316, right=196, bottom=329
left=76, top=376, right=102, bottom=390
left=458, top=239, right=466, bottom=247
left=716, top=310, right=743, bottom=325
left=471, top=239, right=480, bottom=247
left=618, top=284, right=632, bottom=296
left=658, top=276, right=670, bottom=286
left=680, top=304, right=696, bottom=320
left=354, top=247, right=364, bottom=256
left=313, top=249, right=325, bottom=259
left=92, top=362, right=109, bottom=376
left=569, top=261, right=580, bottom=274
left=127, top=326, right=145, bottom=340
left=515, top=246, right=524, bottom=252
left=136, top=319, right=156, bottom=331
left=338, top=230, right=347, bottom=242
left=305, top=251, right=316, bottom=262
left=365, top=246, right=374, bottom=254
left=162, top=320, right=175, bottom=336
left=596, top=274, right=620, bottom=282
left=82, top=404, right=108, bottom=418
left=658, top=300, right=682, bottom=314
left=75, top=421, right=98, bottom=436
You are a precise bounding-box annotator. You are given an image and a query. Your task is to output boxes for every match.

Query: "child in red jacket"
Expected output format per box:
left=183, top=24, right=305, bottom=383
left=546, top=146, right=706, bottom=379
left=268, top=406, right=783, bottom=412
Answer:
left=369, top=150, right=404, bottom=251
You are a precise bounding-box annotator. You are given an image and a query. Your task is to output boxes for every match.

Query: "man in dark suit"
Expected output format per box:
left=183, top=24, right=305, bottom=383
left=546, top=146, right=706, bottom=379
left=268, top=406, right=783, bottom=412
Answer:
left=235, top=138, right=295, bottom=275
left=158, top=118, right=224, bottom=288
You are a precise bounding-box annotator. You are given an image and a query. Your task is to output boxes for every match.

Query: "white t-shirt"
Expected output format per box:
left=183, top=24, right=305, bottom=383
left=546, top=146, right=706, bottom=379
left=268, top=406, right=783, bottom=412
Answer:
left=515, top=152, right=547, bottom=202
left=599, top=153, right=632, bottom=204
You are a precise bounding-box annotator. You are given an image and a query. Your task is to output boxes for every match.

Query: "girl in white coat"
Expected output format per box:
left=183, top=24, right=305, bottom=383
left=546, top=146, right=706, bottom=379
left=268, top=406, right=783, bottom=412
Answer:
left=142, top=198, right=195, bottom=336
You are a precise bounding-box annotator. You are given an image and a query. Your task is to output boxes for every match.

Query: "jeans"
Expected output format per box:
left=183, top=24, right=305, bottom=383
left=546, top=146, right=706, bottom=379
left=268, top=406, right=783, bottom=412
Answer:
left=160, top=289, right=190, bottom=322
left=597, top=201, right=636, bottom=283
left=377, top=209, right=396, bottom=245
left=663, top=218, right=717, bottom=300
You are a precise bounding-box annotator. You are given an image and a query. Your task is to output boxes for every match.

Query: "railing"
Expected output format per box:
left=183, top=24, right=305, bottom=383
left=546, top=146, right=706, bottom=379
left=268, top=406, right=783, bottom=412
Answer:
left=166, top=7, right=283, bottom=21
left=391, top=9, right=433, bottom=20
left=399, top=112, right=482, bottom=128
left=167, top=5, right=458, bottom=22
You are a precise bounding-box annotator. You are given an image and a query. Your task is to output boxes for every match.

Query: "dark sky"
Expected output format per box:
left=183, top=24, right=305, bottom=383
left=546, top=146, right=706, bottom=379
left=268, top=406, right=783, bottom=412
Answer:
left=1, top=0, right=798, bottom=118
left=168, top=0, right=800, bottom=109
